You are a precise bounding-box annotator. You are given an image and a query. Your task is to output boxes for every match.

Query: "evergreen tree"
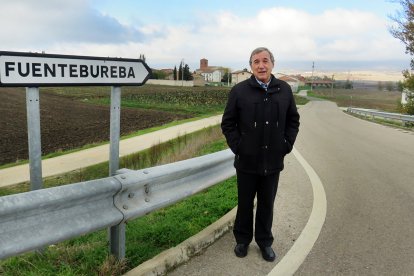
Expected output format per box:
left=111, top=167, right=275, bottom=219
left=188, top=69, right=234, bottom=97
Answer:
left=173, top=66, right=177, bottom=81
left=178, top=63, right=183, bottom=81
left=184, top=64, right=193, bottom=80
left=222, top=72, right=232, bottom=84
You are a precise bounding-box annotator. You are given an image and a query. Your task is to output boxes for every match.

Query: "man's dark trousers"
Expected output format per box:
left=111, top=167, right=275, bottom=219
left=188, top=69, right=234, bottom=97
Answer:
left=234, top=170, right=280, bottom=248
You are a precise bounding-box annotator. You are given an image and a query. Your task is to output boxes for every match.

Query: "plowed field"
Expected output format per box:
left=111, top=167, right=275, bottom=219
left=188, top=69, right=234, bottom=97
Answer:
left=0, top=87, right=190, bottom=166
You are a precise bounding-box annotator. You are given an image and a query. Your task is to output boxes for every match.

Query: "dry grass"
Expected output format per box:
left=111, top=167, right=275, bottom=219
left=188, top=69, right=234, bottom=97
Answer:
left=158, top=127, right=223, bottom=164
left=310, top=88, right=401, bottom=112
left=98, top=256, right=127, bottom=276
left=119, top=126, right=224, bottom=171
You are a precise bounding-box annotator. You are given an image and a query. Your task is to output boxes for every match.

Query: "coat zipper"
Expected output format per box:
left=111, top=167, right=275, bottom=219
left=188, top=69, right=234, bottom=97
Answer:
left=254, top=102, right=258, bottom=128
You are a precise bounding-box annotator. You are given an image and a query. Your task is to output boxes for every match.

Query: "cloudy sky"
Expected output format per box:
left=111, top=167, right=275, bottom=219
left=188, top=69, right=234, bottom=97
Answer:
left=0, top=0, right=409, bottom=73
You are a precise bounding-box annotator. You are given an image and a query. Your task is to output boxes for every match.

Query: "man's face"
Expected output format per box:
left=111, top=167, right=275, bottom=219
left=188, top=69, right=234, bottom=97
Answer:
left=250, top=50, right=274, bottom=83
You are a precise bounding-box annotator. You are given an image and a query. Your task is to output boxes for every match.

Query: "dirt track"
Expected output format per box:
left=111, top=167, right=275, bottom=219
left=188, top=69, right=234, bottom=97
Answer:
left=0, top=87, right=189, bottom=165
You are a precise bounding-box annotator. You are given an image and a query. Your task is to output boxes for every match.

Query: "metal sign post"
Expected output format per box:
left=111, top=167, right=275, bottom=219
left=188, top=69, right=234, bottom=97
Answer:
left=26, top=87, right=43, bottom=190
left=108, top=86, right=125, bottom=259
left=109, top=86, right=121, bottom=176
left=0, top=51, right=151, bottom=260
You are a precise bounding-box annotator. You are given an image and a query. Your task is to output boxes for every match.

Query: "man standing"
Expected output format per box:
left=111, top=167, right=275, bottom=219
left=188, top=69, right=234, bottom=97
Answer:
left=221, top=47, right=300, bottom=262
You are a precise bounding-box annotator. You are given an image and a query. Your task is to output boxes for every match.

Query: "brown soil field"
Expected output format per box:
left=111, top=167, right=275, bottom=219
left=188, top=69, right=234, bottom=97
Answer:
left=0, top=87, right=190, bottom=166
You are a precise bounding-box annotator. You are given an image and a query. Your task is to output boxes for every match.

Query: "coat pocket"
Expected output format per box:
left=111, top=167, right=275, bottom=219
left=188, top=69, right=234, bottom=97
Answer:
left=238, top=130, right=260, bottom=155
left=238, top=99, right=261, bottom=129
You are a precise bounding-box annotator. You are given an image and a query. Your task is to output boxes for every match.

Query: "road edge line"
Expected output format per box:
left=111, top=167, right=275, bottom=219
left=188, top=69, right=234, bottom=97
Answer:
left=268, top=147, right=327, bottom=276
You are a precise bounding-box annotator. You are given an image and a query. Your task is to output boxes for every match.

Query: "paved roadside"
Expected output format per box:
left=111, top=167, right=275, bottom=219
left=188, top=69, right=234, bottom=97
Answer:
left=0, top=115, right=223, bottom=188
left=126, top=149, right=314, bottom=276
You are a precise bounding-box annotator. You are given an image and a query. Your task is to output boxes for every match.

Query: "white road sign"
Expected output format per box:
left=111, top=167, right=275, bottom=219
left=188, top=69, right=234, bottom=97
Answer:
left=0, top=51, right=152, bottom=86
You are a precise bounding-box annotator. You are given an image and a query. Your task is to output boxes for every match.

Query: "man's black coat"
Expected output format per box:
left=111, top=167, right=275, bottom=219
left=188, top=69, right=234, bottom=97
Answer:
left=221, top=75, right=300, bottom=175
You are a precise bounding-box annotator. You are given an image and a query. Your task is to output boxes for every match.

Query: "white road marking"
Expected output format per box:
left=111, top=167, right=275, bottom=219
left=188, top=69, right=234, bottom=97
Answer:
left=268, top=147, right=327, bottom=276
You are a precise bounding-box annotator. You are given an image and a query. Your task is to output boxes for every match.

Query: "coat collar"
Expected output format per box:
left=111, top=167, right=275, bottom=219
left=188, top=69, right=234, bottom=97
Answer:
left=248, top=74, right=280, bottom=94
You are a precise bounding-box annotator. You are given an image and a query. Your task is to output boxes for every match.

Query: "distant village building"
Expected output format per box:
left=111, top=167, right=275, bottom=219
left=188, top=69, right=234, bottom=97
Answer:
left=401, top=88, right=413, bottom=104
left=150, top=68, right=175, bottom=80
left=231, top=69, right=252, bottom=85
left=201, top=69, right=222, bottom=83
left=195, top=58, right=226, bottom=83
left=402, top=90, right=408, bottom=104
left=230, top=71, right=306, bottom=92
left=159, top=69, right=174, bottom=80
left=277, top=75, right=305, bottom=93
left=200, top=58, right=208, bottom=71
left=304, top=79, right=335, bottom=89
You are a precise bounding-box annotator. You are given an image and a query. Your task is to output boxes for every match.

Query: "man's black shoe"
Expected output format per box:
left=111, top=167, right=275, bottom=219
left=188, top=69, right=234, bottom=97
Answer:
left=260, top=246, right=276, bottom=262
left=234, top=244, right=248, bottom=257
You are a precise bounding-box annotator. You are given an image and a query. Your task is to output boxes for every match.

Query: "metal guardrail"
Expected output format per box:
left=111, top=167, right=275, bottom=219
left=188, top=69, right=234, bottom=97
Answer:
left=347, top=107, right=414, bottom=124
left=0, top=149, right=235, bottom=260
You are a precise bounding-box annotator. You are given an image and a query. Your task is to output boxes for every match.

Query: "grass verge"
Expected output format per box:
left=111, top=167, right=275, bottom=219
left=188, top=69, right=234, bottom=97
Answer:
left=345, top=112, right=413, bottom=131
left=0, top=125, right=237, bottom=276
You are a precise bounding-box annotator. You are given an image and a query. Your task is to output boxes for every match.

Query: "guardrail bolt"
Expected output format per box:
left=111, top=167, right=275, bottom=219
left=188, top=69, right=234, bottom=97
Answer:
left=123, top=205, right=128, bottom=210
left=145, top=185, right=150, bottom=194
left=121, top=176, right=126, bottom=180
left=143, top=170, right=149, bottom=174
left=145, top=198, right=150, bottom=202
left=128, top=193, right=135, bottom=198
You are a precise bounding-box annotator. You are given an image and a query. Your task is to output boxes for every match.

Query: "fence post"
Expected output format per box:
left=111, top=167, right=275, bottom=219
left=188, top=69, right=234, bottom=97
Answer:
left=26, top=87, right=43, bottom=191
left=108, top=86, right=126, bottom=259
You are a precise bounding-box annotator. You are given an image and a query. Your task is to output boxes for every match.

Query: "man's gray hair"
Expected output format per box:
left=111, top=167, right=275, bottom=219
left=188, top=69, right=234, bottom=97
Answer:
left=249, top=47, right=275, bottom=66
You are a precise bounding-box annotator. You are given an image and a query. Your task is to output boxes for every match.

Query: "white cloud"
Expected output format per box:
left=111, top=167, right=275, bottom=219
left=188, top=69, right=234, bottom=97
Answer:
left=0, top=2, right=407, bottom=70
left=0, top=0, right=144, bottom=51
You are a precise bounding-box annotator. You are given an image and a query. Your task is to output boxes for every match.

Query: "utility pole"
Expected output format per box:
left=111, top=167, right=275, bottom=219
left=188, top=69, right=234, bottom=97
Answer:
left=331, top=74, right=334, bottom=97
left=181, top=59, right=184, bottom=86
left=310, top=61, right=314, bottom=92
left=227, top=68, right=230, bottom=86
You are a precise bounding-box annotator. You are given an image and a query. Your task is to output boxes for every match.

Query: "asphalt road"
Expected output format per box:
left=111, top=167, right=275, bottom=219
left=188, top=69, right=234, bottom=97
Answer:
left=294, top=101, right=414, bottom=275
left=166, top=100, right=414, bottom=275
left=167, top=144, right=314, bottom=276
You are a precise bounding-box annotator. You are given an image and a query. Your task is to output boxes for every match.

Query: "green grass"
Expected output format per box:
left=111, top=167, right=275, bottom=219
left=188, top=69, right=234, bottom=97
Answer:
left=43, top=85, right=231, bottom=116
left=0, top=126, right=238, bottom=276
left=294, top=94, right=309, bottom=106
left=92, top=97, right=224, bottom=116
left=43, top=84, right=306, bottom=117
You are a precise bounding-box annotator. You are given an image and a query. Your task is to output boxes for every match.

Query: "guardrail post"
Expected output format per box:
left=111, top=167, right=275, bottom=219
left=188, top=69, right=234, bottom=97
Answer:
left=108, top=86, right=126, bottom=259
left=26, top=87, right=43, bottom=191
